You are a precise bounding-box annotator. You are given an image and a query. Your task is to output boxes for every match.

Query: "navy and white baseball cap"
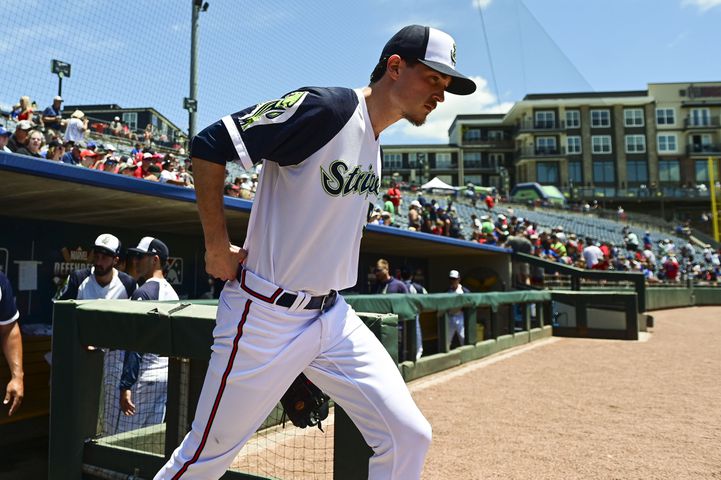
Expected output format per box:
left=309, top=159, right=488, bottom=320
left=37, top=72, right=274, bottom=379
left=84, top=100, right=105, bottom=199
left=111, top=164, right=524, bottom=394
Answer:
left=128, top=237, right=169, bottom=261
left=0, top=127, right=11, bottom=137
left=93, top=233, right=121, bottom=256
left=381, top=25, right=476, bottom=95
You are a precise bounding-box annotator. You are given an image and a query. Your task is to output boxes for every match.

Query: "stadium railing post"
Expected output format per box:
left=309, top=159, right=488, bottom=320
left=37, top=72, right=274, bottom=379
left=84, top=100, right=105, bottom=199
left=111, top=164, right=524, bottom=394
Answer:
left=48, top=302, right=105, bottom=480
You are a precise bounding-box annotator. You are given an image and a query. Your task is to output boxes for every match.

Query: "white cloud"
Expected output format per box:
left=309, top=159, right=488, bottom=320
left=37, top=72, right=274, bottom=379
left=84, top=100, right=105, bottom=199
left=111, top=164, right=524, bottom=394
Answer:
left=385, top=75, right=513, bottom=142
left=472, top=0, right=493, bottom=9
left=681, top=0, right=721, bottom=11
left=667, top=32, right=687, bottom=48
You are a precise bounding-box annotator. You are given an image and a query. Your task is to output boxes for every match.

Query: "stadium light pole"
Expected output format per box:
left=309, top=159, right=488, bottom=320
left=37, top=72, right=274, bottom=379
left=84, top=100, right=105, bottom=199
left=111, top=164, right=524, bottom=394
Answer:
left=186, top=0, right=209, bottom=140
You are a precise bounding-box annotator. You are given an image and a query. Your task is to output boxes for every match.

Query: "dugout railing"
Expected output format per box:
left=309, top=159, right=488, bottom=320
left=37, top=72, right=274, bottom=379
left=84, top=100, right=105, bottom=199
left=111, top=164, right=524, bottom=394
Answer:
left=48, top=291, right=554, bottom=480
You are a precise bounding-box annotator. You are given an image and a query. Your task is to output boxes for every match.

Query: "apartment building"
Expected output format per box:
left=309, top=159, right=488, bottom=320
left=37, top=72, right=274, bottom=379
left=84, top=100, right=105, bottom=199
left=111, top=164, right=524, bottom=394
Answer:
left=381, top=81, right=721, bottom=198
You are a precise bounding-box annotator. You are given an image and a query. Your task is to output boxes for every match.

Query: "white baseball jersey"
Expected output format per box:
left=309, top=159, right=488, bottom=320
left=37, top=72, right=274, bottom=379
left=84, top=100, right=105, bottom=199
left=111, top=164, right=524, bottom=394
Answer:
left=58, top=267, right=136, bottom=300
left=191, top=87, right=381, bottom=294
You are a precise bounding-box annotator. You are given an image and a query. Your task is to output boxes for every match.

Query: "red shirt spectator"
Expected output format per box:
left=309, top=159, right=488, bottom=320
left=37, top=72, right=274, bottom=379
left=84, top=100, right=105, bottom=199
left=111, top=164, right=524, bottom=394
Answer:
left=387, top=181, right=401, bottom=210
left=484, top=195, right=495, bottom=210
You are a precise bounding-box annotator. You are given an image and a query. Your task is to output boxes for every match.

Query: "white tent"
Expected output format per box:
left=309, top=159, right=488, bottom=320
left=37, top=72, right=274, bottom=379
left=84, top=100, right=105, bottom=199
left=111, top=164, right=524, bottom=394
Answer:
left=420, top=176, right=457, bottom=191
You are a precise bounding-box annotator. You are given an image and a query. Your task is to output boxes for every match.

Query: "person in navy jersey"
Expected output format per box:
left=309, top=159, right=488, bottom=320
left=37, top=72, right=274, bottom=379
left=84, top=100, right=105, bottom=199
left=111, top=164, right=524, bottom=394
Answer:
left=372, top=258, right=409, bottom=294
left=156, top=24, right=476, bottom=479
left=0, top=271, right=23, bottom=416
left=113, top=237, right=178, bottom=434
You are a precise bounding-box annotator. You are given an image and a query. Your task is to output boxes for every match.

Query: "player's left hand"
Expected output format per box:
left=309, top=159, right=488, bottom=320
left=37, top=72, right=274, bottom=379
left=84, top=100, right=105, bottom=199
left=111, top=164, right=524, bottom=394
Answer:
left=4, top=378, right=23, bottom=416
left=120, top=389, right=136, bottom=416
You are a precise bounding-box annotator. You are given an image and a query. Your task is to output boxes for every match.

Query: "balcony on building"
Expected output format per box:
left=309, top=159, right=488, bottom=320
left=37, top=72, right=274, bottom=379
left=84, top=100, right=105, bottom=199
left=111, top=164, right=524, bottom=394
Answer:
left=516, top=119, right=566, bottom=133
left=686, top=144, right=721, bottom=155
left=515, top=146, right=566, bottom=159
left=461, top=136, right=514, bottom=149
left=683, top=116, right=720, bottom=129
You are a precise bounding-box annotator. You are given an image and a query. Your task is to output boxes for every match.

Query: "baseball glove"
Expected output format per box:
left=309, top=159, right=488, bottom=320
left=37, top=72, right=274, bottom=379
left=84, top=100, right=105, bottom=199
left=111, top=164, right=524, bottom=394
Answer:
left=280, top=373, right=330, bottom=432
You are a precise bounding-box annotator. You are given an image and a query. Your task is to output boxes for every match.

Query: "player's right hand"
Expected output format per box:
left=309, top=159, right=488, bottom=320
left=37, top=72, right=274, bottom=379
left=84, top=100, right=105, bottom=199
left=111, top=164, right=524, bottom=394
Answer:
left=4, top=378, right=23, bottom=416
left=205, top=243, right=247, bottom=281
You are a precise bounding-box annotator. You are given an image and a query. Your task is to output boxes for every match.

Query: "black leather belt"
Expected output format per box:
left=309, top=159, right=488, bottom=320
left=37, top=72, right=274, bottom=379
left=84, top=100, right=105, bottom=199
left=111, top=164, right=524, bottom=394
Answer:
left=276, top=290, right=337, bottom=310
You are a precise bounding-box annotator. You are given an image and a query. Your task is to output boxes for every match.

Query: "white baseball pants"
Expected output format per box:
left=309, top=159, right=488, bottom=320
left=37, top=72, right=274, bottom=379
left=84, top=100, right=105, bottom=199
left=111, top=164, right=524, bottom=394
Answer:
left=155, top=268, right=431, bottom=479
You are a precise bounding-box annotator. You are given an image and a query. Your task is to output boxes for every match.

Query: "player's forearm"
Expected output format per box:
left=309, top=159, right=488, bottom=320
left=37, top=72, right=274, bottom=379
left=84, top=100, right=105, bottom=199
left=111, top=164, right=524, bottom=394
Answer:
left=0, top=323, right=23, bottom=380
left=193, top=157, right=231, bottom=249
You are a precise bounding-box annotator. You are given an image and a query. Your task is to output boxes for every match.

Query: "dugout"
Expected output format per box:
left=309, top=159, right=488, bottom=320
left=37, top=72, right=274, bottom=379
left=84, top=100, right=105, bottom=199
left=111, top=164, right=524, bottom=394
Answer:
left=0, top=150, right=512, bottom=325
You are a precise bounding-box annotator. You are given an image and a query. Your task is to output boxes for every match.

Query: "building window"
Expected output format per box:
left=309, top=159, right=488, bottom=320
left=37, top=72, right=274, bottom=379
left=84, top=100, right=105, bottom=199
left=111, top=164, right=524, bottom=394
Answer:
left=535, top=136, right=557, bottom=154
left=625, top=135, right=646, bottom=153
left=695, top=160, right=709, bottom=182
left=383, top=153, right=402, bottom=169
left=593, top=160, right=615, bottom=184
left=489, top=153, right=504, bottom=169
left=435, top=152, right=452, bottom=168
left=659, top=159, right=680, bottom=182
left=408, top=153, right=417, bottom=168
left=657, top=134, right=677, bottom=153
left=464, top=175, right=482, bottom=185
left=590, top=109, right=611, bottom=128
left=690, top=108, right=711, bottom=127
left=122, top=112, right=138, bottom=131
left=656, top=108, right=675, bottom=126
left=591, top=135, right=612, bottom=154
left=624, top=108, right=644, bottom=127
left=536, top=162, right=559, bottom=184
left=463, top=129, right=481, bottom=142
left=568, top=160, right=583, bottom=184
left=488, top=130, right=504, bottom=140
left=464, top=151, right=481, bottom=168
left=565, top=110, right=580, bottom=128
left=627, top=160, right=648, bottom=184
left=535, top=111, right=555, bottom=128
left=566, top=136, right=582, bottom=154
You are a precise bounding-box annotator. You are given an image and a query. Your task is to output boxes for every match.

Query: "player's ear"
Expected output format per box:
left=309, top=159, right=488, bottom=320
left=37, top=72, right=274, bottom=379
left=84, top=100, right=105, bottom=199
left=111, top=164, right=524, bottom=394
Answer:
left=386, top=54, right=403, bottom=80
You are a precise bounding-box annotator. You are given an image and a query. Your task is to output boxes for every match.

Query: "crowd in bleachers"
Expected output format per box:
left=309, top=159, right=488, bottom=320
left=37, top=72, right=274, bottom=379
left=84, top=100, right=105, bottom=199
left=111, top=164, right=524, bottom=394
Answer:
left=369, top=185, right=721, bottom=284
left=1, top=94, right=198, bottom=186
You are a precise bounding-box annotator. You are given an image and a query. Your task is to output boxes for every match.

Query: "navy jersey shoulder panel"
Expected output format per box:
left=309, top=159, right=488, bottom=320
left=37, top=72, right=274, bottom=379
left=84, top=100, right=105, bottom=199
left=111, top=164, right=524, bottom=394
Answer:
left=190, top=117, right=239, bottom=165
left=118, top=271, right=137, bottom=298
left=0, top=273, right=18, bottom=323
left=58, top=268, right=92, bottom=300
left=131, top=281, right=160, bottom=301
left=259, top=87, right=359, bottom=166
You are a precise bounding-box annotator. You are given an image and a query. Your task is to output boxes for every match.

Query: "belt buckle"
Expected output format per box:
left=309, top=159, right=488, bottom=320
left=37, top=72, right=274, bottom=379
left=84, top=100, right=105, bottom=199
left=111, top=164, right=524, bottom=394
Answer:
left=319, top=294, right=327, bottom=311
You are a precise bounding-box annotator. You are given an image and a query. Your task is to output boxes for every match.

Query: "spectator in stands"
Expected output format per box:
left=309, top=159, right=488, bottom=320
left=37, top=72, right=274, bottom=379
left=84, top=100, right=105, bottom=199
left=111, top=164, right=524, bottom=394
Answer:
left=0, top=271, right=23, bottom=417
left=143, top=123, right=155, bottom=146
left=159, top=159, right=183, bottom=185
left=144, top=164, right=161, bottom=181
left=238, top=173, right=253, bottom=199
left=583, top=238, right=604, bottom=269
left=61, top=141, right=83, bottom=165
left=446, top=270, right=469, bottom=350
left=663, top=253, right=680, bottom=282
left=64, top=110, right=88, bottom=144
left=224, top=184, right=241, bottom=198
left=131, top=142, right=143, bottom=156
left=643, top=231, right=652, bottom=250
left=15, top=130, right=44, bottom=158
left=16, top=96, right=33, bottom=122
left=387, top=180, right=402, bottom=213
left=407, top=200, right=422, bottom=231
left=44, top=139, right=65, bottom=161
left=135, top=152, right=154, bottom=179
left=0, top=127, right=12, bottom=153
left=372, top=259, right=408, bottom=294
left=79, top=148, right=98, bottom=168
left=484, top=193, right=495, bottom=211
left=381, top=193, right=395, bottom=223
left=42, top=96, right=65, bottom=139
left=118, top=161, right=138, bottom=177
left=109, top=116, right=123, bottom=137
left=7, top=120, right=32, bottom=153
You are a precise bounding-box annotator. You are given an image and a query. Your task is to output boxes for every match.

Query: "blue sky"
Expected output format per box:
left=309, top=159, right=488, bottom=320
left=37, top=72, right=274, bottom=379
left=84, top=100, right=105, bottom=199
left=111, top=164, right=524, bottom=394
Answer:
left=1, top=0, right=720, bottom=145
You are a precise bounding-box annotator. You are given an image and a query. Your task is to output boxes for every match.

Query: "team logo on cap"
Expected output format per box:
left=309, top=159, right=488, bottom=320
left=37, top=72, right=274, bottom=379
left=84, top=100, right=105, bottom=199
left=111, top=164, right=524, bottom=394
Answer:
left=450, top=43, right=457, bottom=66
left=238, top=91, right=308, bottom=132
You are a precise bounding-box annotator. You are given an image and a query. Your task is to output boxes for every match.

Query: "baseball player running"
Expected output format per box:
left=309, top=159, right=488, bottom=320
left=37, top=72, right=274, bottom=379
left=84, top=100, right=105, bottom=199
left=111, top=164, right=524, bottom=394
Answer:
left=156, top=25, right=476, bottom=479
